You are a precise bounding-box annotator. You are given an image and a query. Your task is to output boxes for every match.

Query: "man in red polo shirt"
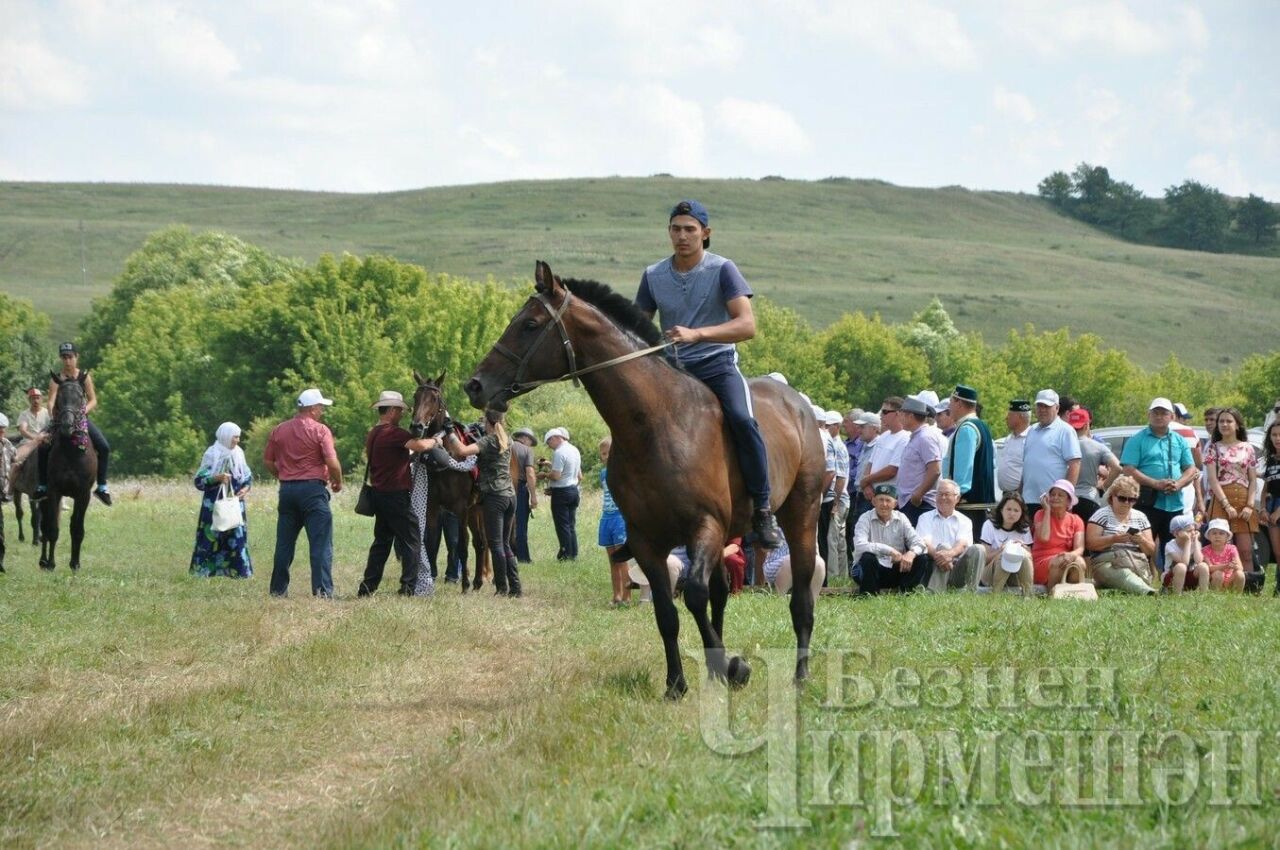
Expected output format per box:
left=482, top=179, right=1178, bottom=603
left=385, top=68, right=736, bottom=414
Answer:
left=264, top=388, right=343, bottom=597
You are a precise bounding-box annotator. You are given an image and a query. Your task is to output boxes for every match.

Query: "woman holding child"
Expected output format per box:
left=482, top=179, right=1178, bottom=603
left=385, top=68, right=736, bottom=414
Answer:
left=1085, top=474, right=1157, bottom=595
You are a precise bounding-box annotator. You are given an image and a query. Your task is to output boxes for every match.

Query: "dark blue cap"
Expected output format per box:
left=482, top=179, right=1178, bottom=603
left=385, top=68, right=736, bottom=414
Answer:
left=670, top=199, right=709, bottom=227
left=59, top=342, right=77, bottom=355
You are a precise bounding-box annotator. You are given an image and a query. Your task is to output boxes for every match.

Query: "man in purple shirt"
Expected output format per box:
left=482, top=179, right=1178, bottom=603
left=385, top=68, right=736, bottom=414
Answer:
left=895, top=395, right=942, bottom=524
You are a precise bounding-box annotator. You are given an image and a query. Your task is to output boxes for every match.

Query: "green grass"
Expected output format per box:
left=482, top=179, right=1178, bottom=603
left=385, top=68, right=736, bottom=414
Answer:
left=1, top=483, right=1277, bottom=848
left=3, top=178, right=1279, bottom=369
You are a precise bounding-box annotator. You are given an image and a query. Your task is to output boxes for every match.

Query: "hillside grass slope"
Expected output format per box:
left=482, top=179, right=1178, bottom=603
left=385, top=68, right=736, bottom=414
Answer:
left=2, top=178, right=1277, bottom=369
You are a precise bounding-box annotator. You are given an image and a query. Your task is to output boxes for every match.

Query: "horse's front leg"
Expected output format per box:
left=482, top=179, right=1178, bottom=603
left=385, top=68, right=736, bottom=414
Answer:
left=15, top=493, right=25, bottom=543
left=629, top=534, right=686, bottom=700
left=69, top=497, right=88, bottom=571
left=39, top=499, right=57, bottom=570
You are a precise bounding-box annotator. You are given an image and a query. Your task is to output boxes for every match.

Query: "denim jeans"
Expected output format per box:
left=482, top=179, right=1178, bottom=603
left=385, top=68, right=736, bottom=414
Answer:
left=513, top=481, right=532, bottom=562
left=549, top=485, right=579, bottom=560
left=270, top=480, right=333, bottom=597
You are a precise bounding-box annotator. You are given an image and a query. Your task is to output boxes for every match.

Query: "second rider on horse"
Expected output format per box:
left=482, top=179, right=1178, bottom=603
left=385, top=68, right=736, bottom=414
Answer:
left=35, top=342, right=113, bottom=506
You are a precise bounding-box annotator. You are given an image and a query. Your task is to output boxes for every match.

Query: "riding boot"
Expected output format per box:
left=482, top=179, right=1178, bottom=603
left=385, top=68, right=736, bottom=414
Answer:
left=753, top=507, right=783, bottom=549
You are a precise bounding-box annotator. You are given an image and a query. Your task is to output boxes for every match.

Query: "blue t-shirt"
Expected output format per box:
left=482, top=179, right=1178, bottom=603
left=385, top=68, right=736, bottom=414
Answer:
left=1119, top=427, right=1194, bottom=512
left=635, top=251, right=752, bottom=364
left=1020, top=417, right=1082, bottom=505
left=600, top=466, right=620, bottom=516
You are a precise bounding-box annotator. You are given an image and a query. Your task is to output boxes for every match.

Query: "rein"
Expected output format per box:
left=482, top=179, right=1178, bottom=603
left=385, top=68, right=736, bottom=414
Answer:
left=492, top=290, right=674, bottom=397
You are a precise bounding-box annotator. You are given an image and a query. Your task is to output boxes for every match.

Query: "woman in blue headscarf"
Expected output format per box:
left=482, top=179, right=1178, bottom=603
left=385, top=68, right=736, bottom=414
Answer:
left=190, top=422, right=253, bottom=578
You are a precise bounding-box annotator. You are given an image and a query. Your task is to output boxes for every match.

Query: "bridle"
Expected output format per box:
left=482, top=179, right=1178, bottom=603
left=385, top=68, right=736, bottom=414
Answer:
left=491, top=289, right=673, bottom=398
left=411, top=383, right=446, bottom=439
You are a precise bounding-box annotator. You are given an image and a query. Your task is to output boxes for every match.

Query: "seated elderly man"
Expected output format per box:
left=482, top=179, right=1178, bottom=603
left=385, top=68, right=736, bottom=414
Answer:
left=916, top=478, right=985, bottom=592
left=853, top=483, right=929, bottom=594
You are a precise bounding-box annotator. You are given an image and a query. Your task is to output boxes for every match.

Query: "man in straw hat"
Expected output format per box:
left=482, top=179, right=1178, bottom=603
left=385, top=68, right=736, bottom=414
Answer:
left=357, top=390, right=440, bottom=597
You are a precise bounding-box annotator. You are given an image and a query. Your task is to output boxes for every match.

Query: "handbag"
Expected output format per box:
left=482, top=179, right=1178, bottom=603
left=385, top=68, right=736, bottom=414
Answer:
left=211, top=479, right=243, bottom=533
left=1135, top=431, right=1175, bottom=511
left=354, top=438, right=375, bottom=517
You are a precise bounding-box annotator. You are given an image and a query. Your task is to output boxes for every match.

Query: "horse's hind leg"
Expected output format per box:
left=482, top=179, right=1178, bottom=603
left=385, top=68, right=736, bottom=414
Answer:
left=15, top=494, right=24, bottom=543
left=777, top=494, right=819, bottom=683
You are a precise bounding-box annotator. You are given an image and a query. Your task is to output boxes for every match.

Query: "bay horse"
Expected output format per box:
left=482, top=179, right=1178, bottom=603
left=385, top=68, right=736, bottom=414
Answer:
left=411, top=371, right=490, bottom=592
left=465, top=261, right=825, bottom=699
left=40, top=374, right=97, bottom=571
left=9, top=442, right=43, bottom=545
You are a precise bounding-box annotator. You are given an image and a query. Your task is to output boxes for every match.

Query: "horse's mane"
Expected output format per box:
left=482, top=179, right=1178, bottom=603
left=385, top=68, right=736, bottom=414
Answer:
left=561, top=278, right=663, bottom=347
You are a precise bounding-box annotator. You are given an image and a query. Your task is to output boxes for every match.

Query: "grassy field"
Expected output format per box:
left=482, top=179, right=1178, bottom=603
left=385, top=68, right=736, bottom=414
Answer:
left=3, top=178, right=1279, bottom=369
left=1, top=482, right=1277, bottom=848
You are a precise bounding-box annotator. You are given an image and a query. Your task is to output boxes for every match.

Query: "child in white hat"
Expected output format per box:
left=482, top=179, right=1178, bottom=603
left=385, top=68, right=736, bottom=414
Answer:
left=1203, top=518, right=1246, bottom=591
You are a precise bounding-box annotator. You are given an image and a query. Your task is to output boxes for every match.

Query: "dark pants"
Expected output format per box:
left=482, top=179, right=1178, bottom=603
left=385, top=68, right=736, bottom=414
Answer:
left=270, top=480, right=333, bottom=597
left=550, top=485, right=579, bottom=560
left=359, top=489, right=419, bottom=596
left=684, top=351, right=771, bottom=506
left=513, top=481, right=532, bottom=563
left=900, top=500, right=931, bottom=526
left=817, top=500, right=834, bottom=565
left=857, top=551, right=930, bottom=595
left=37, top=420, right=110, bottom=488
left=427, top=509, right=463, bottom=581
left=0, top=502, right=6, bottom=568
left=483, top=492, right=520, bottom=595
left=1148, top=506, right=1179, bottom=571
left=1072, top=497, right=1100, bottom=524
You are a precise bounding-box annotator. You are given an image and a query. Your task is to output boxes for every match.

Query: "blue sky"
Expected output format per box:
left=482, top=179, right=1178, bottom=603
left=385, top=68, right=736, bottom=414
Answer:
left=2, top=0, right=1276, bottom=198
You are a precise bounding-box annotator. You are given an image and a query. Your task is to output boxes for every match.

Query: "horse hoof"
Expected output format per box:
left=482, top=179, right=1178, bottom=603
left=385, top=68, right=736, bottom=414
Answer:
left=727, top=656, right=751, bottom=689
left=663, top=677, right=688, bottom=701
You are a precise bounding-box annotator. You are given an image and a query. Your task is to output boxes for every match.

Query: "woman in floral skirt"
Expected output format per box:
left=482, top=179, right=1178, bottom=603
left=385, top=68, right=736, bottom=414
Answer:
left=190, top=422, right=253, bottom=578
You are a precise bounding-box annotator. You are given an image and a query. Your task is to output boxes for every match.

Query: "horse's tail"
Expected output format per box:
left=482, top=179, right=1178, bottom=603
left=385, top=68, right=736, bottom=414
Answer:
left=609, top=543, right=633, bottom=564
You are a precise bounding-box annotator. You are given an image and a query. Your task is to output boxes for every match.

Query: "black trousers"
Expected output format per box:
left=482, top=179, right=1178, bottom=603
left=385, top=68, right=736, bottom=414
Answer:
left=0, top=501, right=6, bottom=567
left=513, top=481, right=532, bottom=563
left=856, top=551, right=930, bottom=595
left=483, top=492, right=520, bottom=595
left=1148, top=506, right=1179, bottom=571
left=550, top=486, right=579, bottom=560
left=426, top=508, right=463, bottom=581
left=358, top=489, right=419, bottom=595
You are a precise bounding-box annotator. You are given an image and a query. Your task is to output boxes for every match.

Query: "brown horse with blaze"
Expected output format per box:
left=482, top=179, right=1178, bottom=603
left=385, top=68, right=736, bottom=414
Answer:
left=466, top=261, right=825, bottom=699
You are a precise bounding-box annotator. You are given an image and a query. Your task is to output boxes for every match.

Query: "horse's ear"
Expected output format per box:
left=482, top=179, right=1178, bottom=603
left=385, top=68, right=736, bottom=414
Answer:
left=534, top=260, right=561, bottom=294
left=413, top=370, right=426, bottom=386
left=435, top=371, right=446, bottom=386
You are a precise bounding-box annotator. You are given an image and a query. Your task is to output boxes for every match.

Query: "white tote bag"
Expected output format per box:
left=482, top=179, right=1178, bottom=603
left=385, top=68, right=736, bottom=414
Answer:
left=211, top=480, right=243, bottom=533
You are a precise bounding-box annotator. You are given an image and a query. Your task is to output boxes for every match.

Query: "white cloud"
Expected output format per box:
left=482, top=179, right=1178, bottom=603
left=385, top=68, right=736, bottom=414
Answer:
left=992, top=86, right=1036, bottom=124
left=0, top=32, right=90, bottom=109
left=790, top=0, right=979, bottom=69
left=584, top=3, right=743, bottom=75
left=715, top=98, right=811, bottom=155
left=1186, top=152, right=1248, bottom=196
left=1003, top=1, right=1210, bottom=57
left=65, top=0, right=240, bottom=80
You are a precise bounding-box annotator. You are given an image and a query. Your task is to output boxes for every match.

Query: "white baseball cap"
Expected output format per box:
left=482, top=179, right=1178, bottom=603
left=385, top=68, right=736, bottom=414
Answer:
left=822, top=410, right=842, bottom=426
left=1034, top=389, right=1059, bottom=407
left=544, top=427, right=569, bottom=444
left=1148, top=397, right=1174, bottom=412
left=297, top=388, right=333, bottom=407
left=1000, top=541, right=1025, bottom=573
left=0, top=413, right=8, bottom=428
left=855, top=411, right=881, bottom=428
left=914, top=390, right=940, bottom=410
left=1206, top=518, right=1231, bottom=535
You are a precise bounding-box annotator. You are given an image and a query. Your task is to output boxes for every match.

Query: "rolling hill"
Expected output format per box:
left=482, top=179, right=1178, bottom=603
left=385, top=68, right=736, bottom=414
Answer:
left=2, top=177, right=1277, bottom=369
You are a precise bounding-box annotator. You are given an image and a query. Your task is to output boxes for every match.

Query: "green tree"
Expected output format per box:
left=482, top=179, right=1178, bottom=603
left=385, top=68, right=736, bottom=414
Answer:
left=738, top=297, right=841, bottom=408
left=1233, top=194, right=1279, bottom=244
left=1099, top=180, right=1153, bottom=238
left=1037, top=171, right=1074, bottom=208
left=819, top=313, right=929, bottom=410
left=997, top=326, right=1139, bottom=425
left=1162, top=180, right=1230, bottom=252
left=1233, top=352, right=1280, bottom=426
left=0, top=292, right=52, bottom=413
left=79, top=227, right=301, bottom=361
left=1071, top=162, right=1113, bottom=223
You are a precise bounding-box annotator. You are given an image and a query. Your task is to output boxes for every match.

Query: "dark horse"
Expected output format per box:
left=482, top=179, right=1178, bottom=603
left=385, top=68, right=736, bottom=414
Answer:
left=40, top=374, right=97, bottom=571
left=466, top=262, right=825, bottom=699
left=411, top=371, right=490, bottom=591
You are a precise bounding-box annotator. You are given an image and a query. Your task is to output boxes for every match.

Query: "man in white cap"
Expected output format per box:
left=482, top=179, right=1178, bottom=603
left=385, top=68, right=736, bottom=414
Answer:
left=539, top=427, right=581, bottom=561
left=1120, top=397, right=1197, bottom=561
left=0, top=413, right=13, bottom=573
left=264, top=388, right=344, bottom=597
left=357, top=390, right=438, bottom=598
left=1020, top=389, right=1081, bottom=519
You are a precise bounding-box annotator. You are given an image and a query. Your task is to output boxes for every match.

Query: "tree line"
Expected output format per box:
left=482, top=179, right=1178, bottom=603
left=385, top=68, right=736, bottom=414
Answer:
left=1037, top=163, right=1279, bottom=254
left=3, top=226, right=1280, bottom=479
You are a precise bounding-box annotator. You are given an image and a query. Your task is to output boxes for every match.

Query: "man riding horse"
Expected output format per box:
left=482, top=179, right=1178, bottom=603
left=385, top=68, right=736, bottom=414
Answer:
left=635, top=199, right=782, bottom=548
left=35, top=342, right=113, bottom=506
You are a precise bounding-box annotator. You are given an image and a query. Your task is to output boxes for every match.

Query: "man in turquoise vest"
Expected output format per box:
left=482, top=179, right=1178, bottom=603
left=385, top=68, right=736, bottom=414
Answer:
left=943, top=384, right=996, bottom=531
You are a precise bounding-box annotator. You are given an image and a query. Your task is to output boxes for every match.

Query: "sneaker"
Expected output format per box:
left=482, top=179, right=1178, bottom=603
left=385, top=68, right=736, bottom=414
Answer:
left=33, top=485, right=48, bottom=502
left=752, top=508, right=783, bottom=549
left=94, top=487, right=113, bottom=506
